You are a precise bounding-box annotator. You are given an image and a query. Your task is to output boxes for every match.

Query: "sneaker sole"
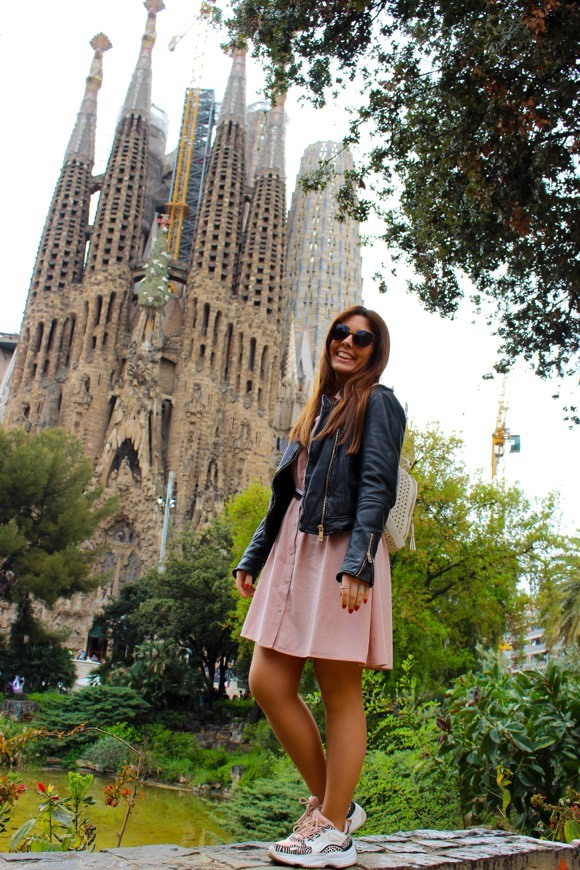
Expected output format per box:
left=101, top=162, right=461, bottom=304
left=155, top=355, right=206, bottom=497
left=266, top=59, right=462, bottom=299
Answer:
left=268, top=843, right=357, bottom=868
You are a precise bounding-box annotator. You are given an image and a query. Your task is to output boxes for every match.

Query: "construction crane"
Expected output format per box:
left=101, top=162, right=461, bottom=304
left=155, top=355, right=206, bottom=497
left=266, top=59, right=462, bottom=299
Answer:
left=165, top=1, right=222, bottom=261
left=491, top=376, right=521, bottom=480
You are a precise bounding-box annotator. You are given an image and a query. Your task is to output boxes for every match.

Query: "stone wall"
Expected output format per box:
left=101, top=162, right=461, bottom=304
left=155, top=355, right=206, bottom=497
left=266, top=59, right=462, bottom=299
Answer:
left=0, top=828, right=577, bottom=869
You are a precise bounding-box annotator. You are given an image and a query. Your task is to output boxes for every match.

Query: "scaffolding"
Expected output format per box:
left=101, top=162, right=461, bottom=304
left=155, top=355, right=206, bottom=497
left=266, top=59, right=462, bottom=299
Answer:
left=168, top=87, right=216, bottom=263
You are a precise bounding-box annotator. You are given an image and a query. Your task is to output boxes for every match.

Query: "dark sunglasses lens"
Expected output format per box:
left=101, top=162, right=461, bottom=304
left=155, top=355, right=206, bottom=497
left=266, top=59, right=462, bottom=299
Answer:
left=353, top=330, right=374, bottom=348
left=331, top=324, right=350, bottom=341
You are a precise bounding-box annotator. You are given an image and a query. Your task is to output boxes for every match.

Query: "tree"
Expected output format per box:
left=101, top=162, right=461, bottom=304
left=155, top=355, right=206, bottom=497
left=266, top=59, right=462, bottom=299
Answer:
left=537, top=540, right=580, bottom=648
left=0, top=428, right=115, bottom=606
left=0, top=598, right=76, bottom=693
left=228, top=0, right=580, bottom=388
left=0, top=428, right=116, bottom=690
left=225, top=480, right=270, bottom=671
left=99, top=519, right=239, bottom=707
left=388, top=425, right=569, bottom=693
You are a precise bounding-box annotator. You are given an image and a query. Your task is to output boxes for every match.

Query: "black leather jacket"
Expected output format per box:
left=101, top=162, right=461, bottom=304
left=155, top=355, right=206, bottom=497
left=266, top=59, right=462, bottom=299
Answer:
left=235, top=385, right=406, bottom=586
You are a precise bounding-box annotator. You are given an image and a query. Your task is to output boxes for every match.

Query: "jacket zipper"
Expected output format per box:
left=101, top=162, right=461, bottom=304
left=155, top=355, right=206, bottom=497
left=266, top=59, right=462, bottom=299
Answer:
left=356, top=532, right=375, bottom=575
left=318, top=430, right=340, bottom=541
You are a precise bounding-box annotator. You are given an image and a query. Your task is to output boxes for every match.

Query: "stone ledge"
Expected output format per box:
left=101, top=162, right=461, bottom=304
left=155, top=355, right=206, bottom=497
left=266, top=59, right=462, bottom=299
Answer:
left=0, top=829, right=577, bottom=870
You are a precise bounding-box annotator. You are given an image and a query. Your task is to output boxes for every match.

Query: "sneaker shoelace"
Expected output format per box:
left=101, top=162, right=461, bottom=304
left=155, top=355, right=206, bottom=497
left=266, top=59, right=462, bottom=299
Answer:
left=292, top=797, right=319, bottom=834
left=292, top=814, right=326, bottom=841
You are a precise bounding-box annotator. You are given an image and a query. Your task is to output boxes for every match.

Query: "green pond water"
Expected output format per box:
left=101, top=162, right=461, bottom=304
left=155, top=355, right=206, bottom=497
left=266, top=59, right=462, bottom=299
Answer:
left=0, top=769, right=234, bottom=851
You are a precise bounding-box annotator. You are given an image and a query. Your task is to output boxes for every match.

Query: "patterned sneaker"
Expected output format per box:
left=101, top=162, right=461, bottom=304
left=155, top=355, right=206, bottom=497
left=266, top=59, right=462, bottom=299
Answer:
left=268, top=808, right=357, bottom=868
left=345, top=800, right=366, bottom=833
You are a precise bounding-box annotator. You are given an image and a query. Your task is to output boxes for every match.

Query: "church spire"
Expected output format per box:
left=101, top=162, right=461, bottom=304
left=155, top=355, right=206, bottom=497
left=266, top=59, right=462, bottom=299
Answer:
left=219, top=47, right=247, bottom=126
left=237, top=94, right=286, bottom=320
left=66, top=33, right=112, bottom=161
left=190, top=49, right=247, bottom=287
left=86, top=0, right=164, bottom=273
left=122, top=0, right=165, bottom=118
left=5, top=35, right=112, bottom=426
left=256, top=92, right=286, bottom=175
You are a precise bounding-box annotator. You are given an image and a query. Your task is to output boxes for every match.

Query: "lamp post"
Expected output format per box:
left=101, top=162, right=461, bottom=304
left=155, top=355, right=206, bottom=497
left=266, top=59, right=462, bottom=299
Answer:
left=158, top=471, right=175, bottom=571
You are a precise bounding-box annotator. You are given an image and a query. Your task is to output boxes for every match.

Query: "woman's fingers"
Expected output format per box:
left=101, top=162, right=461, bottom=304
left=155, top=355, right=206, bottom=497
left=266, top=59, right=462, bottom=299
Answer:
left=235, top=570, right=255, bottom=598
left=339, top=574, right=370, bottom=613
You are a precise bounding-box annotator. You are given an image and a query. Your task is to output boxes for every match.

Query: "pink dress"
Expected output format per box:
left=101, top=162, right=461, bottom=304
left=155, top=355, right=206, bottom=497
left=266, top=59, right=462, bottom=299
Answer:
left=241, top=446, right=393, bottom=669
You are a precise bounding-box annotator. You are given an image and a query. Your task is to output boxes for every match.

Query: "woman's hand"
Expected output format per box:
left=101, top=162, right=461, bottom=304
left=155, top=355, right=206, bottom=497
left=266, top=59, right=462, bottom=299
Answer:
left=339, top=574, right=370, bottom=614
left=235, top=570, right=255, bottom=598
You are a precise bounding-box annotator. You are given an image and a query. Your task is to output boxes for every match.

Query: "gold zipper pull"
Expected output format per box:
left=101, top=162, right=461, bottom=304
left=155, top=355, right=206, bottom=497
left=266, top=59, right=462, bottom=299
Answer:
left=318, top=524, right=324, bottom=541
left=367, top=533, right=374, bottom=563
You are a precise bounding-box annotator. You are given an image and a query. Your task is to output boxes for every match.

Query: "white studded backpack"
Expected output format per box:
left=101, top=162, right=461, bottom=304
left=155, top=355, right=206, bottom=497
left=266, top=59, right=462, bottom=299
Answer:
left=383, top=458, right=417, bottom=553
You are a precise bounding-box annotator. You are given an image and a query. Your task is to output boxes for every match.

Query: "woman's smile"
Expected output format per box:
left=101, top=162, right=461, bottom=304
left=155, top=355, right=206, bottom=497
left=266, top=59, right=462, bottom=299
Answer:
left=330, top=314, right=374, bottom=385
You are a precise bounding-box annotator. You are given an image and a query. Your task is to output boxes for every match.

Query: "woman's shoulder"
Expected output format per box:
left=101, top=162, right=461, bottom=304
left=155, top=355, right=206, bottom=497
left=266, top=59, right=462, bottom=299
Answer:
left=369, top=384, right=406, bottom=422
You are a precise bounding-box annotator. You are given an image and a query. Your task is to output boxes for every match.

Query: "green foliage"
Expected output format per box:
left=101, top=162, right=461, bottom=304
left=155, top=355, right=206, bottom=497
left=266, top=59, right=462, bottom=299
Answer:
left=107, top=639, right=201, bottom=711
left=531, top=788, right=580, bottom=844
left=357, top=657, right=462, bottom=833
left=98, top=518, right=238, bottom=706
left=0, top=428, right=116, bottom=605
left=225, top=481, right=271, bottom=667
left=537, top=540, right=580, bottom=649
left=228, top=0, right=579, bottom=390
left=0, top=600, right=75, bottom=693
left=138, top=223, right=170, bottom=310
left=0, top=772, right=25, bottom=835
left=10, top=775, right=96, bottom=852
left=35, top=686, right=150, bottom=753
left=225, top=480, right=271, bottom=568
left=358, top=749, right=462, bottom=834
left=216, top=755, right=305, bottom=840
left=81, top=737, right=133, bottom=773
left=437, top=660, right=580, bottom=836
left=92, top=577, right=156, bottom=664
left=141, top=725, right=202, bottom=765
left=388, top=425, right=567, bottom=694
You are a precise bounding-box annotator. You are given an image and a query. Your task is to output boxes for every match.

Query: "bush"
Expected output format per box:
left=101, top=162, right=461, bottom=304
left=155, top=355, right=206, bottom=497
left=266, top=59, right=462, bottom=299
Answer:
left=357, top=749, right=462, bottom=833
left=141, top=725, right=202, bottom=764
left=32, top=686, right=150, bottom=756
left=0, top=636, right=75, bottom=694
left=81, top=736, right=132, bottom=773
left=106, top=640, right=201, bottom=712
left=216, top=755, right=305, bottom=840
left=437, top=659, right=580, bottom=837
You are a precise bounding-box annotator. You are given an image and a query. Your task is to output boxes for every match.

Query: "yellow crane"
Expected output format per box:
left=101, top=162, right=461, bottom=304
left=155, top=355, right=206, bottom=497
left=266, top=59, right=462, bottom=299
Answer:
left=491, top=376, right=521, bottom=480
left=165, top=1, right=221, bottom=261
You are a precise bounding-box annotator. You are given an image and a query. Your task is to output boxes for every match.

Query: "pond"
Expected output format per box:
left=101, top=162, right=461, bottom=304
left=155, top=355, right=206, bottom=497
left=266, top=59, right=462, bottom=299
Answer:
left=0, top=768, right=234, bottom=852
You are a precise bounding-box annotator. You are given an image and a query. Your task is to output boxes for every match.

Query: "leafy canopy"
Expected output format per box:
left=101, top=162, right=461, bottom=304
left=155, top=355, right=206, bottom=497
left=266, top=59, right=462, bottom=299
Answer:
left=99, top=518, right=239, bottom=706
left=228, top=0, right=580, bottom=387
left=0, top=428, right=116, bottom=605
left=388, top=425, right=570, bottom=693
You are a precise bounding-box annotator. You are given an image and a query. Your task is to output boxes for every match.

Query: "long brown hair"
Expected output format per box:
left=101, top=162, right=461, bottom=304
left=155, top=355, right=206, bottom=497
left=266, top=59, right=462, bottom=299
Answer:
left=290, top=305, right=391, bottom=455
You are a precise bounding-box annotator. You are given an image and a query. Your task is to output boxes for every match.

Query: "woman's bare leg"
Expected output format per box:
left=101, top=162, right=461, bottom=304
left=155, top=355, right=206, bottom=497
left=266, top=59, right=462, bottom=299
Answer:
left=249, top=645, right=327, bottom=799
left=313, top=658, right=366, bottom=832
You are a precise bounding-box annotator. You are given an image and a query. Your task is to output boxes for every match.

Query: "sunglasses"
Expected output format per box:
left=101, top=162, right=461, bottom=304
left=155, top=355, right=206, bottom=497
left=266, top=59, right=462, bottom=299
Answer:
left=330, top=323, right=376, bottom=348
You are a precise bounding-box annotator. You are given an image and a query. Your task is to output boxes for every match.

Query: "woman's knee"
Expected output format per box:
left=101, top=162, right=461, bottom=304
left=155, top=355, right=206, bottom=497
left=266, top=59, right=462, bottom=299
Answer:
left=249, top=647, right=303, bottom=708
left=314, top=660, right=363, bottom=712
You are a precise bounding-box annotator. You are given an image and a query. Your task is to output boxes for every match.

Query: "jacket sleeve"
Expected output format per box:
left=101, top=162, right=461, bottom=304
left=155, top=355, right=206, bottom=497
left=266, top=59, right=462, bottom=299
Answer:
left=338, top=387, right=406, bottom=586
left=232, top=514, right=276, bottom=580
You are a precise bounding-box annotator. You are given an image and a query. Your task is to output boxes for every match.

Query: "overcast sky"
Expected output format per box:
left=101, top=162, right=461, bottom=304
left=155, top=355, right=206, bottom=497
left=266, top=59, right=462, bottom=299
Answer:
left=0, top=1, right=578, bottom=534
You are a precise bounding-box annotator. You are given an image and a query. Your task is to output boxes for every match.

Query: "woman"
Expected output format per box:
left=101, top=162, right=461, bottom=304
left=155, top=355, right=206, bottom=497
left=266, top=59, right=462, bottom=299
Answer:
left=235, top=305, right=406, bottom=868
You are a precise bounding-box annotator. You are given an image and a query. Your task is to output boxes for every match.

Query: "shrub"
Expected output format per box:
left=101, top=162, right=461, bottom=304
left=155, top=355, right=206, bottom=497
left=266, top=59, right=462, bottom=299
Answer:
left=81, top=737, right=133, bottom=773
left=357, top=749, right=462, bottom=834
left=216, top=755, right=305, bottom=840
left=32, top=686, right=150, bottom=756
left=437, top=659, right=580, bottom=837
